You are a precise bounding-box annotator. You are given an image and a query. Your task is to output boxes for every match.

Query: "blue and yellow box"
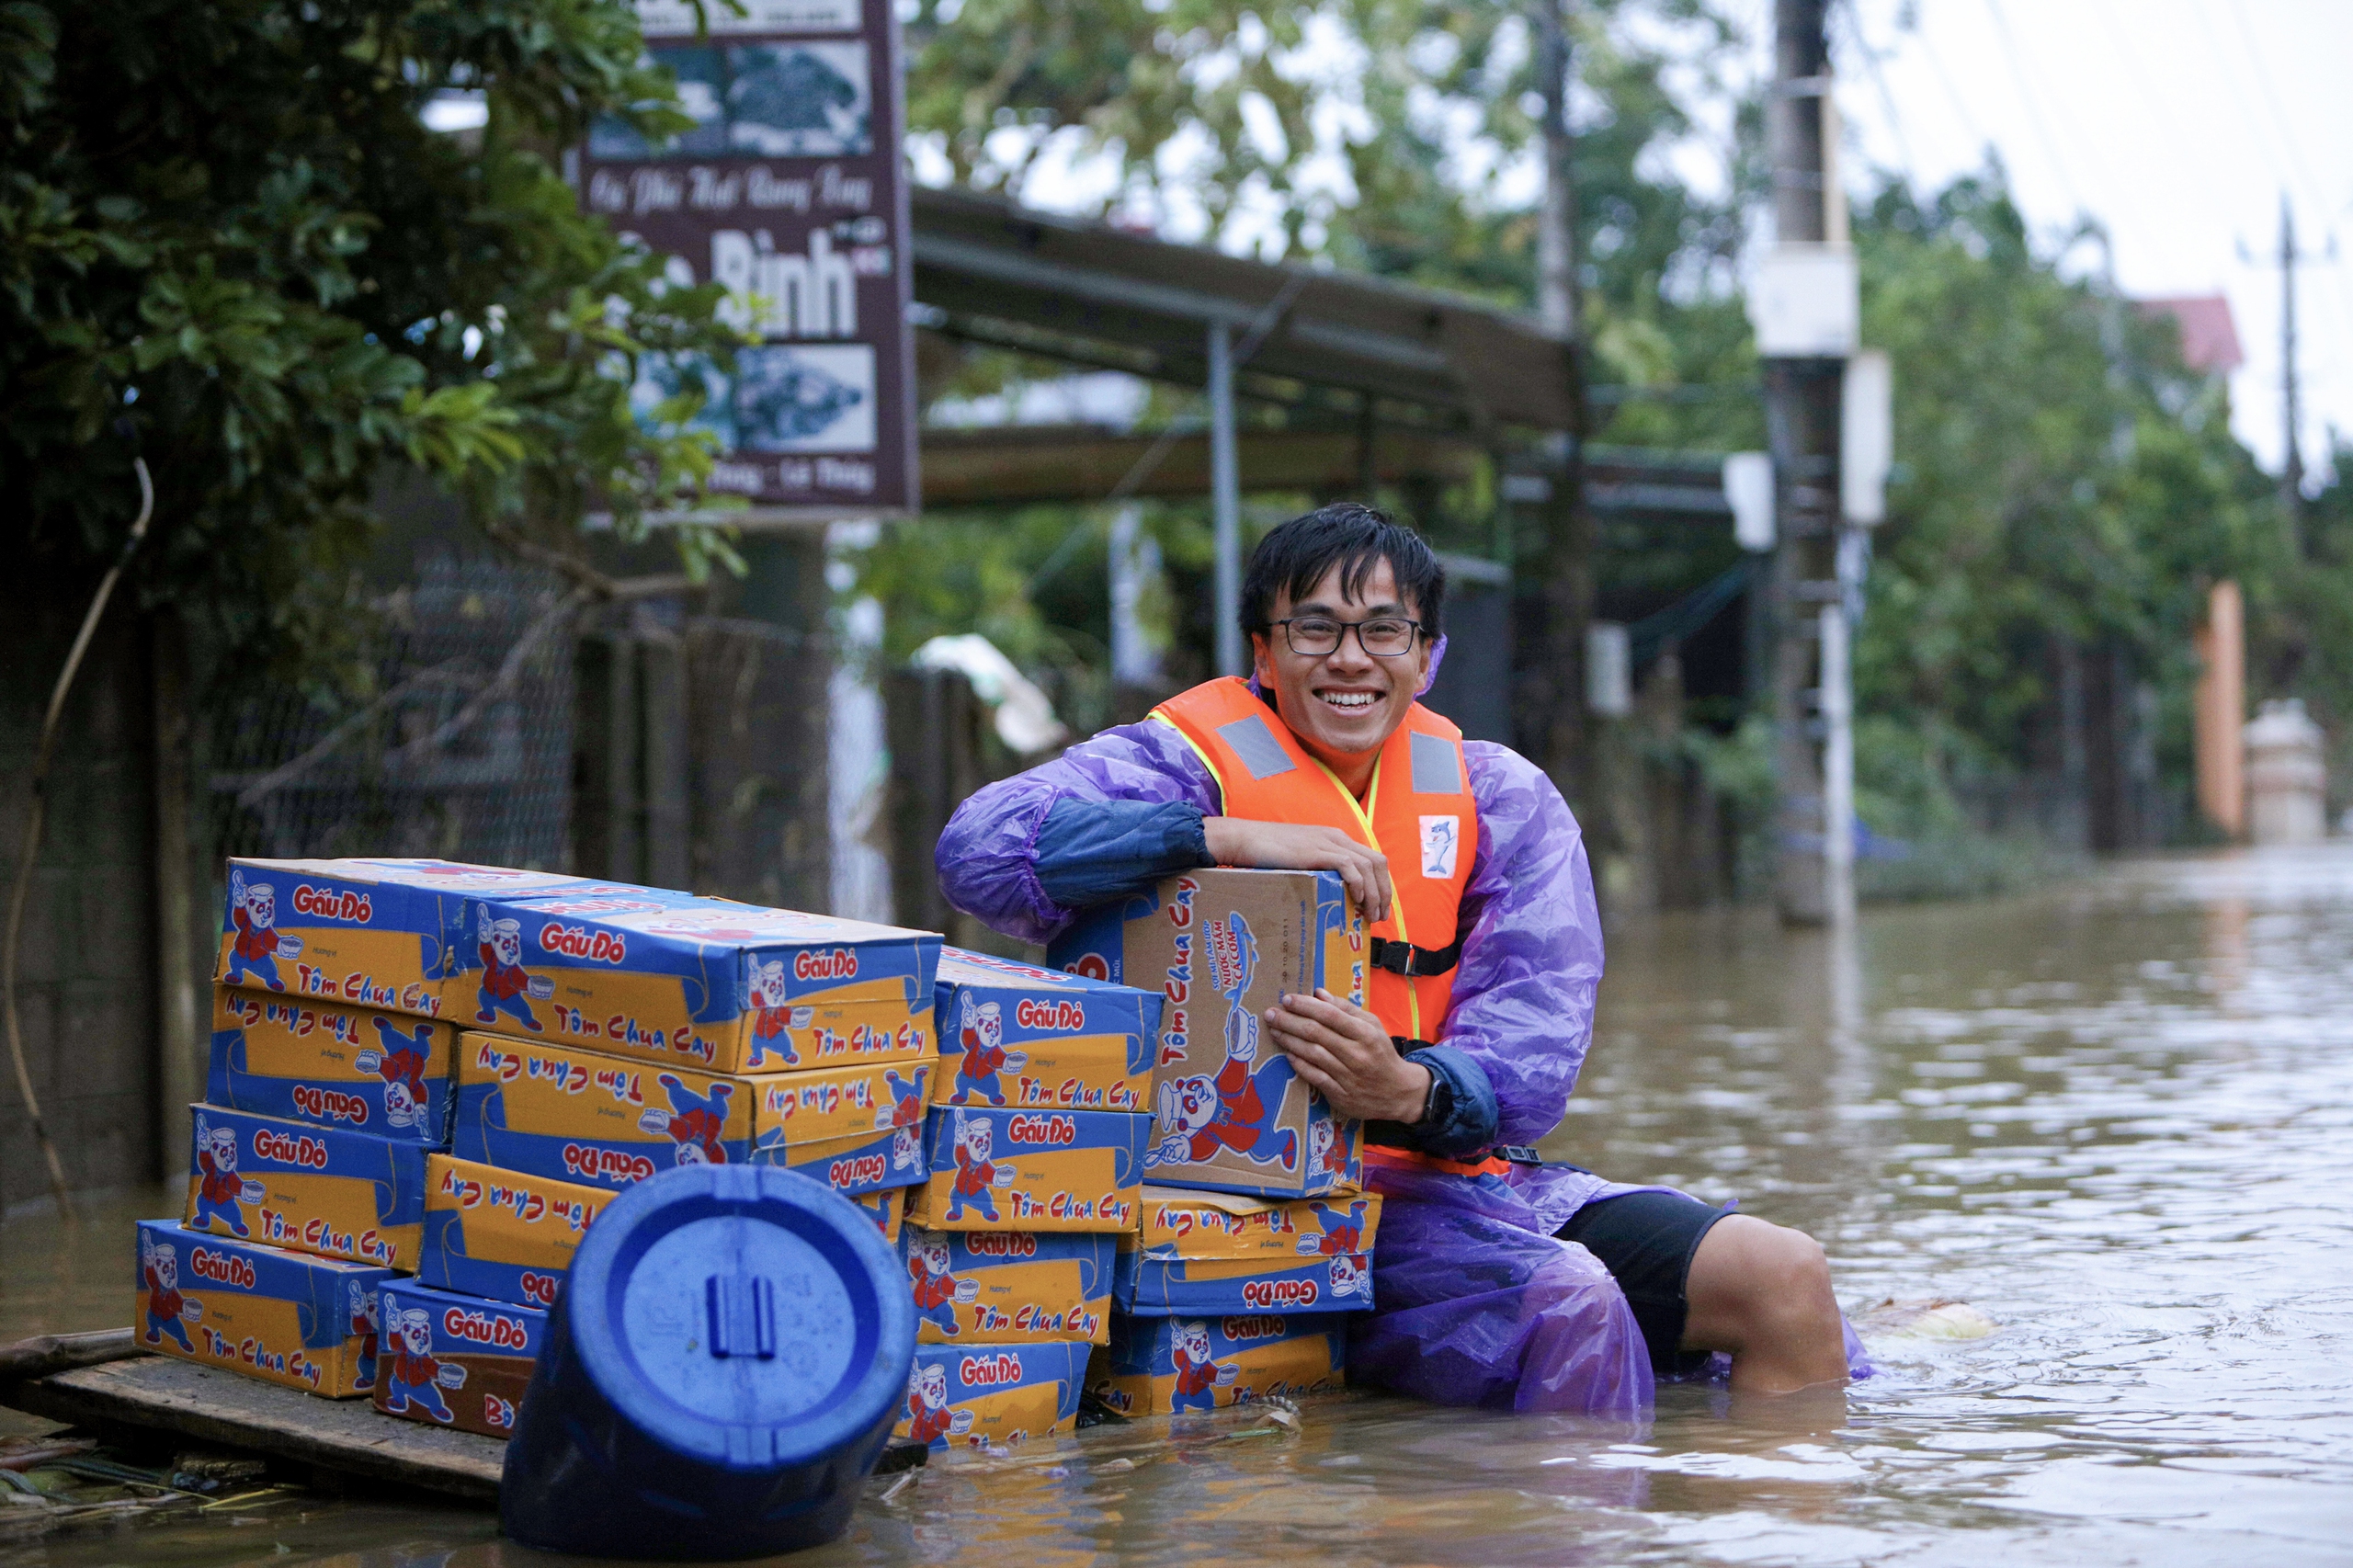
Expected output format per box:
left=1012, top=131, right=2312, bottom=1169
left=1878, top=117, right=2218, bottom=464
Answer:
left=907, top=1106, right=1147, bottom=1233
left=850, top=1186, right=908, bottom=1244
left=374, top=1278, right=548, bottom=1439
left=210, top=985, right=455, bottom=1145
left=183, top=1105, right=428, bottom=1269
left=421, top=1154, right=609, bottom=1310
left=1089, top=1312, right=1347, bottom=1415
left=932, top=949, right=1160, bottom=1112
left=449, top=892, right=940, bottom=1075
left=900, top=1226, right=1114, bottom=1346
left=1047, top=869, right=1365, bottom=1199
left=214, top=858, right=601, bottom=1019
left=135, top=1220, right=392, bottom=1397
left=1116, top=1189, right=1382, bottom=1315
left=894, top=1341, right=1090, bottom=1451
left=1128, top=1185, right=1381, bottom=1262
left=452, top=1031, right=933, bottom=1195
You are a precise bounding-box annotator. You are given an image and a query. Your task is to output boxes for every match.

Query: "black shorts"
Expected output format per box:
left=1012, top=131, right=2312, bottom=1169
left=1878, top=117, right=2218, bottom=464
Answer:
left=1555, top=1190, right=1732, bottom=1376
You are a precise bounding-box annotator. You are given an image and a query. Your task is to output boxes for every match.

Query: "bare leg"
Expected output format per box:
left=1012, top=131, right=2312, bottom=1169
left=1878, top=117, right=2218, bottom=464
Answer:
left=1680, top=1214, right=1849, bottom=1394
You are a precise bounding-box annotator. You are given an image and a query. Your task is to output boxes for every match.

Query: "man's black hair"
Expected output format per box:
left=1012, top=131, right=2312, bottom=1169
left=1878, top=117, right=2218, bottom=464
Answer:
left=1240, top=503, right=1445, bottom=647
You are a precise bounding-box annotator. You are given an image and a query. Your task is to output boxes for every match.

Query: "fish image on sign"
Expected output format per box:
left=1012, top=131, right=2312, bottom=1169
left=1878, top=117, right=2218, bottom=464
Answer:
left=629, top=350, right=736, bottom=452
left=589, top=45, right=728, bottom=160
left=725, top=42, right=870, bottom=157
left=735, top=345, right=875, bottom=453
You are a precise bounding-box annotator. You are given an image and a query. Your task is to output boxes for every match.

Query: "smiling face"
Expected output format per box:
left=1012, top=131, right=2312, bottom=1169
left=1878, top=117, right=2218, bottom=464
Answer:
left=489, top=923, right=522, bottom=966
left=152, top=1247, right=177, bottom=1289
left=912, top=1363, right=948, bottom=1408
left=915, top=1237, right=949, bottom=1276
left=751, top=961, right=787, bottom=1007
left=1175, top=1321, right=1211, bottom=1362
left=208, top=1129, right=238, bottom=1169
left=397, top=1310, right=432, bottom=1354
left=1250, top=556, right=1430, bottom=767
left=961, top=1120, right=992, bottom=1162
left=247, top=885, right=277, bottom=926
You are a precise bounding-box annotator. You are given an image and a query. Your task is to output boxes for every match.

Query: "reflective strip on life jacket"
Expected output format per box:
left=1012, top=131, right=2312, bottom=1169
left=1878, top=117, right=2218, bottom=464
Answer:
left=1359, top=1144, right=1515, bottom=1180
left=1151, top=676, right=1478, bottom=1044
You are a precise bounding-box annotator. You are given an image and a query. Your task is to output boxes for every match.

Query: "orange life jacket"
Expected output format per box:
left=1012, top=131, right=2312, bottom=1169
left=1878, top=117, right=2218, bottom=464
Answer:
left=1150, top=676, right=1478, bottom=1047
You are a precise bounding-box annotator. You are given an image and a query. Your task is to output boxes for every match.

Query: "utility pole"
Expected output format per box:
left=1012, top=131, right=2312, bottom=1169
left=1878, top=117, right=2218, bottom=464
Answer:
left=1761, top=0, right=1847, bottom=926
left=1529, top=0, right=1597, bottom=824
left=2279, top=193, right=2304, bottom=524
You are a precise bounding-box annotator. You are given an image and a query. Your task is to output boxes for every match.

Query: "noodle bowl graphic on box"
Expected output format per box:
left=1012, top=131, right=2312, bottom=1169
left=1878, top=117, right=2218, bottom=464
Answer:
left=134, top=1220, right=393, bottom=1396
left=1047, top=869, right=1366, bottom=1199
left=931, top=948, right=1161, bottom=1111
left=453, top=1032, right=930, bottom=1197
left=900, top=1225, right=1113, bottom=1345
left=181, top=1105, right=428, bottom=1269
left=892, top=1342, right=1089, bottom=1451
left=210, top=986, right=455, bottom=1143
left=908, top=1104, right=1147, bottom=1233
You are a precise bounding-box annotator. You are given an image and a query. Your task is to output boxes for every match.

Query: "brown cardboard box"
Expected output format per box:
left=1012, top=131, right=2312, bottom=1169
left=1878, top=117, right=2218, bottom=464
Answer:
left=1046, top=869, right=1365, bottom=1199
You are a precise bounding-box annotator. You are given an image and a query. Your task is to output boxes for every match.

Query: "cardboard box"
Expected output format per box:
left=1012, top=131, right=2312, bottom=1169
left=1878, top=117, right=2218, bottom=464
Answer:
left=1047, top=869, right=1368, bottom=1199
left=849, top=1186, right=908, bottom=1244
left=135, top=1220, right=392, bottom=1397
left=1129, top=1187, right=1382, bottom=1263
left=373, top=1279, right=546, bottom=1439
left=907, top=1106, right=1146, bottom=1233
left=452, top=1032, right=932, bottom=1195
left=1089, top=1312, right=1347, bottom=1415
left=421, top=1154, right=609, bottom=1309
left=894, top=1341, right=1089, bottom=1452
left=210, top=985, right=455, bottom=1145
left=213, top=858, right=602, bottom=1018
left=900, top=1226, right=1113, bottom=1345
left=932, top=949, right=1160, bottom=1112
left=449, top=893, right=939, bottom=1075
left=1112, top=1250, right=1373, bottom=1315
left=183, top=1105, right=428, bottom=1269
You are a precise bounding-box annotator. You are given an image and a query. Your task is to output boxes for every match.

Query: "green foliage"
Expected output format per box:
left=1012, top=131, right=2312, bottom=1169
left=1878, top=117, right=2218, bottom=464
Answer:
left=3, top=0, right=745, bottom=678
left=1851, top=175, right=2273, bottom=833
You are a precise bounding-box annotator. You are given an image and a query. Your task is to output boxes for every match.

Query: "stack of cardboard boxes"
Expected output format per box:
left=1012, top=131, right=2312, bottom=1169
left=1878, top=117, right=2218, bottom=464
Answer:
left=1048, top=869, right=1381, bottom=1414
left=142, top=858, right=946, bottom=1438
left=891, top=949, right=1157, bottom=1449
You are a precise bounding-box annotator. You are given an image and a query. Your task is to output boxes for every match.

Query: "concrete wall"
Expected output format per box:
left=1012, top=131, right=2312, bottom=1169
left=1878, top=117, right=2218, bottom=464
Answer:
left=0, top=584, right=163, bottom=1212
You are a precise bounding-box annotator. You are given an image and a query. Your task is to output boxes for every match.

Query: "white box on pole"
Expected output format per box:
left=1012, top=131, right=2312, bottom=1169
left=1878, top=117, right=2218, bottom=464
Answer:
left=1723, top=451, right=1775, bottom=551
left=1749, top=244, right=1859, bottom=358
left=1841, top=349, right=1892, bottom=526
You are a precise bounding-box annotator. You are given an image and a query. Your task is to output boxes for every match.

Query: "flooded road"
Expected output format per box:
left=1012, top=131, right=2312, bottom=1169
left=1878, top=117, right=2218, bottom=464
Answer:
left=7, top=848, right=2352, bottom=1565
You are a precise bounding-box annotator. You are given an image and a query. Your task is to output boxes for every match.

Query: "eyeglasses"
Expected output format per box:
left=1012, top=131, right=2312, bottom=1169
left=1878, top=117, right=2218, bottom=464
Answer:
left=1267, top=615, right=1424, bottom=658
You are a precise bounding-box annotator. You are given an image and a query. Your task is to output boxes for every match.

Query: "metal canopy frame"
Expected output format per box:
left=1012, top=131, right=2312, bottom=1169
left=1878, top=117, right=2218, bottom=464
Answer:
left=910, top=187, right=1585, bottom=672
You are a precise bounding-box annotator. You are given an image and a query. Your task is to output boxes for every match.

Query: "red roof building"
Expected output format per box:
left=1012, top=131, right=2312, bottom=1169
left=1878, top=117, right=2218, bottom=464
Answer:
left=2132, top=294, right=2245, bottom=376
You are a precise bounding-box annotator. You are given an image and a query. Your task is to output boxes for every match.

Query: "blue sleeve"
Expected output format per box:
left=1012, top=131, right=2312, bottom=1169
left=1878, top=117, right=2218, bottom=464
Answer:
left=1032, top=798, right=1213, bottom=910
left=1382, top=1045, right=1501, bottom=1158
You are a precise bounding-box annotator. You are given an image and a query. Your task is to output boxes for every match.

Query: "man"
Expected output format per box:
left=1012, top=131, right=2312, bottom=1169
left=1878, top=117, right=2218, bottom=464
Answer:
left=938, top=504, right=1862, bottom=1413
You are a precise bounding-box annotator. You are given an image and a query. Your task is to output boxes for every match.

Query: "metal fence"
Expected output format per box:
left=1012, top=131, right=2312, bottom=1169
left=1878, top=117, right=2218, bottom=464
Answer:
left=204, top=554, right=574, bottom=869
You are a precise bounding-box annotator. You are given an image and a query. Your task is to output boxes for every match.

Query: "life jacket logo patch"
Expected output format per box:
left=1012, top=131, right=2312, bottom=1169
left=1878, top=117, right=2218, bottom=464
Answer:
left=1418, top=816, right=1460, bottom=880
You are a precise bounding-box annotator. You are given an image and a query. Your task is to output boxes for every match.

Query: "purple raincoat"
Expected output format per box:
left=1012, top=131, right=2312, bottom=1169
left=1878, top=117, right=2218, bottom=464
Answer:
left=936, top=712, right=1868, bottom=1415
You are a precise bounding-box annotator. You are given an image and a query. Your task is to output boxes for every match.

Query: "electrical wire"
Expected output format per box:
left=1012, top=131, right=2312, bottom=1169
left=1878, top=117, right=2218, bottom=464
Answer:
left=5, top=458, right=153, bottom=1219
left=1831, top=0, right=1920, bottom=197
left=1977, top=0, right=2089, bottom=216
left=2222, top=0, right=2334, bottom=224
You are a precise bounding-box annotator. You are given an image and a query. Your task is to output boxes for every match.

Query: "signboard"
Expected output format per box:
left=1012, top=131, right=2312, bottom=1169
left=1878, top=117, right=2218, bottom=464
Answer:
left=581, top=0, right=916, bottom=518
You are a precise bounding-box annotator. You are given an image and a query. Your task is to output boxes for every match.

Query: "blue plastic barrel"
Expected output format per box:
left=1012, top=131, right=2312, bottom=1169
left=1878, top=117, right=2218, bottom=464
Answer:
left=501, top=1164, right=915, bottom=1560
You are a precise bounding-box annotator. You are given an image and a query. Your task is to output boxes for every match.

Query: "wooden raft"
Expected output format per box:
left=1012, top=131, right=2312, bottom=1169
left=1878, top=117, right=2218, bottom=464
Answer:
left=0, top=1358, right=503, bottom=1501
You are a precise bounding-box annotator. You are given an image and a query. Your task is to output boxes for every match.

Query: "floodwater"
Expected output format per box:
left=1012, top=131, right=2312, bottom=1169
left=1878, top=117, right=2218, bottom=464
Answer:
left=6, top=847, right=2353, bottom=1565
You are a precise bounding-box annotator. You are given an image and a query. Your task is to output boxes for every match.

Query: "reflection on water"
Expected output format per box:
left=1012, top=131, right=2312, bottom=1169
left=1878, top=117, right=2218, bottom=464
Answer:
left=9, top=848, right=2353, bottom=1565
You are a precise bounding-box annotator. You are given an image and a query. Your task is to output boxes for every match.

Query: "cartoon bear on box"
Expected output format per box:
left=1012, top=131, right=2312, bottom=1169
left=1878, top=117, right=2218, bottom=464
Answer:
left=904, top=1361, right=973, bottom=1446
left=946, top=1110, right=1019, bottom=1223
left=381, top=1301, right=467, bottom=1422
left=473, top=904, right=551, bottom=1032
left=139, top=1235, right=202, bottom=1352
left=224, top=870, right=302, bottom=992
left=357, top=1017, right=437, bottom=1132
left=905, top=1232, right=979, bottom=1337
left=952, top=995, right=1026, bottom=1107
left=190, top=1115, right=264, bottom=1237
left=1168, top=1320, right=1237, bottom=1414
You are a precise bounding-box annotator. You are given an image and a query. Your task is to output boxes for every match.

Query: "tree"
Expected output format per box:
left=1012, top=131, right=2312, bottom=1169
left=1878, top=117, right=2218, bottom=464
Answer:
left=3, top=0, right=744, bottom=677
